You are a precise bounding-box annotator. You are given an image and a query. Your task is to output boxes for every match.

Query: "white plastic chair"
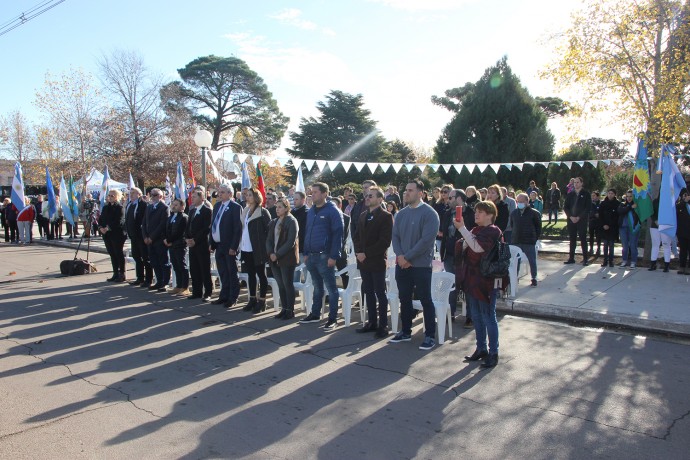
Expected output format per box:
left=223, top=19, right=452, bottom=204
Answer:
left=333, top=263, right=362, bottom=326
left=411, top=271, right=454, bottom=344
left=508, top=245, right=529, bottom=298
left=293, top=264, right=313, bottom=314
left=386, top=262, right=400, bottom=333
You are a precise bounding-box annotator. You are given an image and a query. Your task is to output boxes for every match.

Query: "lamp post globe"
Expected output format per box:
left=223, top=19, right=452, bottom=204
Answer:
left=194, top=130, right=213, bottom=190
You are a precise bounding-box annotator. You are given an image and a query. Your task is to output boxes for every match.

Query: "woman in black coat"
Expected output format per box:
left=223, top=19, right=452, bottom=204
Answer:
left=266, top=197, right=299, bottom=320
left=598, top=189, right=619, bottom=267
left=487, top=184, right=509, bottom=232
left=98, top=189, right=126, bottom=282
left=240, top=187, right=271, bottom=313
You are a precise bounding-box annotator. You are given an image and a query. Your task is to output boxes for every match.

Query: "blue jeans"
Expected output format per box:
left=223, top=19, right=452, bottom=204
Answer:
left=306, top=253, right=340, bottom=321
left=619, top=226, right=639, bottom=264
left=517, top=243, right=537, bottom=281
left=396, top=266, right=435, bottom=338
left=466, top=290, right=499, bottom=355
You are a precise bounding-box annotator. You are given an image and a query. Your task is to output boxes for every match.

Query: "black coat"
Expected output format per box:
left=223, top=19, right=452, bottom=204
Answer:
left=242, top=206, right=271, bottom=264
left=598, top=198, right=620, bottom=240
left=291, top=205, right=308, bottom=254
left=98, top=202, right=125, bottom=239
left=509, top=207, right=542, bottom=245
left=677, top=200, right=690, bottom=238
left=125, top=198, right=146, bottom=240
left=142, top=201, right=170, bottom=242
left=564, top=189, right=591, bottom=220
left=352, top=206, right=393, bottom=272
left=440, top=206, right=475, bottom=261
left=185, top=204, right=212, bottom=248
left=494, top=200, right=509, bottom=232
left=164, top=212, right=188, bottom=248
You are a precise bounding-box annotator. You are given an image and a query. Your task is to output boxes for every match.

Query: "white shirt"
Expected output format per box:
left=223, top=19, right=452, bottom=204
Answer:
left=240, top=209, right=253, bottom=252
left=211, top=201, right=229, bottom=243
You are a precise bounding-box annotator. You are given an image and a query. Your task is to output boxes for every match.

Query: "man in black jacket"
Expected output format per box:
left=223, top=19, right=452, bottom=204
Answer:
left=291, top=191, right=308, bottom=260
left=125, top=187, right=151, bottom=286
left=142, top=188, right=171, bottom=291
left=349, top=180, right=376, bottom=237
left=185, top=189, right=213, bottom=300
left=164, top=198, right=189, bottom=295
left=510, top=193, right=542, bottom=286
left=563, top=177, right=591, bottom=265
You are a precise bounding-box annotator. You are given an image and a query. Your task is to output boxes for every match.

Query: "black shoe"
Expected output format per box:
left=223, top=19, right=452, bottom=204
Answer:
left=463, top=318, right=473, bottom=329
left=480, top=354, right=499, bottom=368
left=224, top=301, right=236, bottom=309
left=582, top=259, right=589, bottom=266
left=601, top=261, right=608, bottom=267
left=275, top=310, right=287, bottom=319
left=356, top=322, right=378, bottom=333
left=211, top=298, right=227, bottom=305
left=282, top=310, right=295, bottom=320
left=243, top=297, right=257, bottom=312
left=564, top=259, right=576, bottom=265
left=129, top=279, right=144, bottom=285
left=157, top=287, right=167, bottom=292
left=253, top=299, right=266, bottom=313
left=299, top=313, right=321, bottom=324
left=375, top=326, right=389, bottom=338
left=149, top=284, right=162, bottom=290
left=609, top=262, right=614, bottom=268
left=201, top=296, right=212, bottom=302
left=188, top=295, right=201, bottom=300
left=140, top=283, right=152, bottom=289
left=530, top=279, right=537, bottom=287
left=663, top=262, right=670, bottom=273
left=464, top=349, right=488, bottom=362
left=115, top=275, right=126, bottom=283
left=106, top=275, right=118, bottom=282
left=648, top=262, right=657, bottom=271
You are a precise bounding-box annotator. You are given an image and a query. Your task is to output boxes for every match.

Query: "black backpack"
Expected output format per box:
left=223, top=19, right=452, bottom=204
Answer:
left=479, top=236, right=511, bottom=278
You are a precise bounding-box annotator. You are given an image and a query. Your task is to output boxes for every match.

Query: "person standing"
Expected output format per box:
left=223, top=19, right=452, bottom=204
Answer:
left=125, top=187, right=151, bottom=286
left=16, top=197, right=35, bottom=245
left=389, top=179, right=440, bottom=351
left=98, top=189, right=126, bottom=282
left=265, top=192, right=278, bottom=220
left=210, top=184, right=243, bottom=308
left=617, top=190, right=641, bottom=269
left=649, top=197, right=673, bottom=272
left=185, top=189, right=213, bottom=301
left=267, top=197, right=300, bottom=319
left=546, top=182, right=561, bottom=224
left=501, top=187, right=517, bottom=243
left=529, top=191, right=543, bottom=215
left=563, top=177, right=591, bottom=265
left=454, top=201, right=502, bottom=368
left=164, top=198, right=189, bottom=294
left=142, top=188, right=171, bottom=291
left=350, top=180, right=376, bottom=237
left=676, top=189, right=690, bottom=275
left=298, top=182, right=344, bottom=330
left=3, top=198, right=18, bottom=243
left=526, top=180, right=540, bottom=197
left=589, top=191, right=602, bottom=257
left=487, top=184, right=509, bottom=232
left=353, top=186, right=393, bottom=338
left=598, top=189, right=620, bottom=268
left=509, top=193, right=542, bottom=287
left=240, top=187, right=271, bottom=313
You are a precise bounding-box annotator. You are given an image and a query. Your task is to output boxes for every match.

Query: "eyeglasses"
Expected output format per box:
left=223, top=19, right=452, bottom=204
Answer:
left=365, top=194, right=376, bottom=198
left=441, top=190, right=449, bottom=194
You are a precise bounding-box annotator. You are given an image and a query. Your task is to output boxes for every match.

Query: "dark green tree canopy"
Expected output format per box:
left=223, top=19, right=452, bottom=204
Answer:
left=433, top=57, right=555, bottom=188
left=166, top=55, right=288, bottom=151
left=288, top=90, right=391, bottom=186
left=547, top=142, right=606, bottom=194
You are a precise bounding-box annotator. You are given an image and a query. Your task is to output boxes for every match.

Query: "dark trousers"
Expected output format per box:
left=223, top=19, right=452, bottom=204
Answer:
left=130, top=237, right=152, bottom=282
left=241, top=251, right=267, bottom=298
left=567, top=218, right=588, bottom=260
left=548, top=207, right=558, bottom=223
left=603, top=239, right=615, bottom=264
left=66, top=221, right=78, bottom=238
left=36, top=216, right=46, bottom=237
left=589, top=222, right=601, bottom=253
left=189, top=245, right=212, bottom=297
left=103, top=234, right=126, bottom=276
left=361, top=269, right=388, bottom=327
left=679, top=236, right=690, bottom=268
left=215, top=249, right=239, bottom=303
left=169, top=246, right=189, bottom=288
left=50, top=218, right=62, bottom=239
left=8, top=220, right=18, bottom=242
left=271, top=262, right=296, bottom=312
left=148, top=240, right=171, bottom=287
left=396, top=266, right=435, bottom=338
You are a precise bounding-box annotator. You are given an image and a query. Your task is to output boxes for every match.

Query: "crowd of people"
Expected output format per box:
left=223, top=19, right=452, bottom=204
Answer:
left=2, top=174, right=689, bottom=369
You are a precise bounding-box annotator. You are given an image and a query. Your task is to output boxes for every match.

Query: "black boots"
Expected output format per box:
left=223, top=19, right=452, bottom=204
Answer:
left=648, top=261, right=657, bottom=271
left=243, top=297, right=257, bottom=311
left=253, top=298, right=266, bottom=313
left=663, top=262, right=670, bottom=273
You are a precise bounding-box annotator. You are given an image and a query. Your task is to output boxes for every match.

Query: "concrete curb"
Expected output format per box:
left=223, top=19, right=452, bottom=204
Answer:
left=497, top=298, right=690, bottom=337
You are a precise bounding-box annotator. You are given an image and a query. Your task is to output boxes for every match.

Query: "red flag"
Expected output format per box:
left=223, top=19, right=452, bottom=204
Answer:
left=256, top=161, right=266, bottom=206
left=187, top=160, right=196, bottom=206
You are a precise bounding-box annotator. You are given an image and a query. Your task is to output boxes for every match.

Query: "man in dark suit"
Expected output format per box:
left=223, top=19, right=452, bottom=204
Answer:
left=563, top=177, right=592, bottom=266
left=185, top=189, right=213, bottom=300
left=352, top=186, right=393, bottom=338
left=125, top=187, right=151, bottom=286
left=142, top=188, right=171, bottom=291
left=209, top=183, right=242, bottom=308
left=164, top=198, right=189, bottom=295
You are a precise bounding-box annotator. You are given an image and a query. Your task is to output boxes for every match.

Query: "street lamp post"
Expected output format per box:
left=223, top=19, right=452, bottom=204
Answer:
left=193, top=130, right=213, bottom=190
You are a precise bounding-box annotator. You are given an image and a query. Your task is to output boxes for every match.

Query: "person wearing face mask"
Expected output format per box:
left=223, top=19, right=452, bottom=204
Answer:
left=676, top=189, right=690, bottom=275
left=508, top=193, right=542, bottom=287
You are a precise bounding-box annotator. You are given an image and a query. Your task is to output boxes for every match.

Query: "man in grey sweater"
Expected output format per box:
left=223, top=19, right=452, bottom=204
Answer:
left=389, top=179, right=441, bottom=351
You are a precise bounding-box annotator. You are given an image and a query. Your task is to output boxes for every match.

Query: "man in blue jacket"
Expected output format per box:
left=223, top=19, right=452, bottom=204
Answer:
left=299, top=182, right=344, bottom=330
left=209, top=184, right=243, bottom=308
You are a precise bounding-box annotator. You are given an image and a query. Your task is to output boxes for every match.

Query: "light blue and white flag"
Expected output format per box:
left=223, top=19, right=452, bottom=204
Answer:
left=100, top=165, right=111, bottom=211
left=11, top=162, right=26, bottom=217
left=295, top=166, right=306, bottom=194
left=175, top=161, right=187, bottom=202
left=60, top=175, right=75, bottom=227
left=128, top=172, right=135, bottom=190
left=45, top=167, right=57, bottom=219
left=658, top=144, right=686, bottom=238
left=241, top=161, right=251, bottom=190
left=165, top=173, right=172, bottom=205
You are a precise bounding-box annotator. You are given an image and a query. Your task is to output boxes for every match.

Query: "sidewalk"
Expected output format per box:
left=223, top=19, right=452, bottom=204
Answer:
left=27, top=233, right=690, bottom=337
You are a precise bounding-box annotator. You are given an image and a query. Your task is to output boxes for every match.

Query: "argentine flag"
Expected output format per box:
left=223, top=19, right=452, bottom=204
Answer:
left=45, top=167, right=57, bottom=219
left=241, top=161, right=251, bottom=190
left=658, top=144, right=686, bottom=238
left=100, top=165, right=111, bottom=211
left=60, top=175, right=75, bottom=227
left=175, top=161, right=187, bottom=202
left=11, top=162, right=28, bottom=218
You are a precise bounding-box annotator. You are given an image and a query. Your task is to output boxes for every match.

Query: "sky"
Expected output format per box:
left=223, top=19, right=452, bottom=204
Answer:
left=0, top=0, right=629, bottom=158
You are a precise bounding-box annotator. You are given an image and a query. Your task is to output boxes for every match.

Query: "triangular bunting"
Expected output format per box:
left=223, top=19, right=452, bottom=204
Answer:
left=275, top=157, right=290, bottom=167
left=586, top=160, right=599, bottom=167
left=513, top=163, right=523, bottom=171
left=451, top=164, right=463, bottom=174
left=502, top=163, right=513, bottom=171
left=476, top=164, right=488, bottom=173
left=391, top=163, right=403, bottom=173
left=378, top=163, right=391, bottom=173
left=575, top=161, right=585, bottom=167
left=237, top=154, right=248, bottom=164
left=427, top=164, right=440, bottom=172
left=465, top=164, right=476, bottom=173
left=315, top=160, right=327, bottom=171
left=612, top=159, right=624, bottom=165
left=302, top=159, right=315, bottom=171
left=440, top=164, right=453, bottom=174
left=602, top=159, right=611, bottom=165
left=416, top=164, right=427, bottom=174
left=352, top=162, right=366, bottom=172
left=250, top=154, right=262, bottom=165
left=340, top=161, right=353, bottom=172
left=489, top=163, right=501, bottom=174
left=327, top=160, right=340, bottom=171
left=562, top=161, right=573, bottom=169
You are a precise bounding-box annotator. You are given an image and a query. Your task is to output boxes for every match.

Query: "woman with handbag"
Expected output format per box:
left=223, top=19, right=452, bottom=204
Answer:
left=453, top=200, right=502, bottom=369
left=266, top=197, right=299, bottom=319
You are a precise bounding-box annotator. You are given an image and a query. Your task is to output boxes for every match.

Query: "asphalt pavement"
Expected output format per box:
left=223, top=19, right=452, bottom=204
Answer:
left=1, top=244, right=689, bottom=459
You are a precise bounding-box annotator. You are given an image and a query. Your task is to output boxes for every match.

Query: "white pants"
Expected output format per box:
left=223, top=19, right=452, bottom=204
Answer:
left=650, top=228, right=672, bottom=262
left=17, top=221, right=31, bottom=243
